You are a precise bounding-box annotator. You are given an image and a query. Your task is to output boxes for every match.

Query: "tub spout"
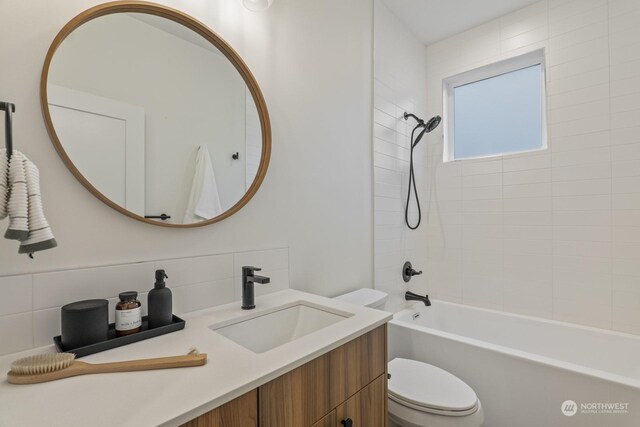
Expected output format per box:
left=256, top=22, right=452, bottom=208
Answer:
left=405, top=291, right=431, bottom=306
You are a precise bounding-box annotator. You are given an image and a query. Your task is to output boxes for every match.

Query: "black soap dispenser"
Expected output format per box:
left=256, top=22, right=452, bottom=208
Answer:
left=148, top=269, right=172, bottom=329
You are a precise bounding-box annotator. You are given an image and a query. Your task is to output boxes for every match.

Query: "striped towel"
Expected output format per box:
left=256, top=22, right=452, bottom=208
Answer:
left=1, top=149, right=57, bottom=254
left=0, top=153, right=7, bottom=220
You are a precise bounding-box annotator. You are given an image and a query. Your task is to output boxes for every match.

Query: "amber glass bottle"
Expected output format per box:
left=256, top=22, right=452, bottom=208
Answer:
left=115, top=291, right=142, bottom=336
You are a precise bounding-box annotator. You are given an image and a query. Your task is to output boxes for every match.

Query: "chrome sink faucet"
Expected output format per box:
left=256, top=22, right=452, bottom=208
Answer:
left=242, top=266, right=271, bottom=310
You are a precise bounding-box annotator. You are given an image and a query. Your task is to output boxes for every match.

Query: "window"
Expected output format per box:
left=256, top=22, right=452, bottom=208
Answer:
left=443, top=50, right=547, bottom=161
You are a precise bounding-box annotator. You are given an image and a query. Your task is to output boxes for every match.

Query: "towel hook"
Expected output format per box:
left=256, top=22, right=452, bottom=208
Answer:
left=0, top=101, right=15, bottom=158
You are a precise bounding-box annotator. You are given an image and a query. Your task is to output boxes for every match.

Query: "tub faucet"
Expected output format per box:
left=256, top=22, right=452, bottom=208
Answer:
left=405, top=291, right=431, bottom=306
left=242, top=266, right=270, bottom=310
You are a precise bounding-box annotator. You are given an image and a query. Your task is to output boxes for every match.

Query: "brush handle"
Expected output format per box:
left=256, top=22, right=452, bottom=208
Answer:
left=8, top=353, right=207, bottom=384
left=78, top=353, right=207, bottom=374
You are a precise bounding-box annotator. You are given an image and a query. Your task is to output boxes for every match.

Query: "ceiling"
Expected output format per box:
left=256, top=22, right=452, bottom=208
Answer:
left=382, top=0, right=541, bottom=45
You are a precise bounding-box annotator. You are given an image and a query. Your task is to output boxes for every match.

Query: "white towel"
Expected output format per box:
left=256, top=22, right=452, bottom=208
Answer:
left=183, top=145, right=223, bottom=223
left=1, top=149, right=57, bottom=254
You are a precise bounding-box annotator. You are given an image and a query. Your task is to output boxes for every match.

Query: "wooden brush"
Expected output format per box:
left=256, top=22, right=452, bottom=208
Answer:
left=7, top=347, right=207, bottom=385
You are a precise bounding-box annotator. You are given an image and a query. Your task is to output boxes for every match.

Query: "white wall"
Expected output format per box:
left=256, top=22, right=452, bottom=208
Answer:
left=0, top=0, right=373, bottom=300
left=373, top=0, right=430, bottom=312
left=49, top=13, right=248, bottom=220
left=423, top=0, right=640, bottom=334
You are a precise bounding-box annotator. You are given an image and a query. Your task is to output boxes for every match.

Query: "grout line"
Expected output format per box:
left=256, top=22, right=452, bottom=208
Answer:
left=607, top=0, right=614, bottom=330
left=1, top=247, right=290, bottom=279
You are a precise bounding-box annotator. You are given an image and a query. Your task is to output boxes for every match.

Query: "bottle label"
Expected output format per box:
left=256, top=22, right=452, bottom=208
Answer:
left=116, top=307, right=142, bottom=331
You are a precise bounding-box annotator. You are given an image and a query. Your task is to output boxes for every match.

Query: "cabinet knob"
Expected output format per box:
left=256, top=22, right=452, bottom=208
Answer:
left=341, top=418, right=353, bottom=427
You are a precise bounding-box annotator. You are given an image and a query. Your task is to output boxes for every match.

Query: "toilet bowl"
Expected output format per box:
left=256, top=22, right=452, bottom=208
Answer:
left=334, top=289, right=484, bottom=427
left=388, top=358, right=484, bottom=427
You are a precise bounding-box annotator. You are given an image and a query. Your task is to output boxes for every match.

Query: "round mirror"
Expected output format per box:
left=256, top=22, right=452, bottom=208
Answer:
left=41, top=2, right=271, bottom=227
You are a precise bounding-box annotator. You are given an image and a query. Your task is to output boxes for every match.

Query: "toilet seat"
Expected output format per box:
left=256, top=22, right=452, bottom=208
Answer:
left=388, top=358, right=479, bottom=417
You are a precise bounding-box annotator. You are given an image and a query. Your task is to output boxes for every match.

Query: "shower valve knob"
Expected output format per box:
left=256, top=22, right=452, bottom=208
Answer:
left=402, top=261, right=422, bottom=283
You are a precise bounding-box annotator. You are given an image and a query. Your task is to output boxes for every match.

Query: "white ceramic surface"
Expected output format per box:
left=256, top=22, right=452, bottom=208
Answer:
left=334, top=288, right=388, bottom=308
left=210, top=302, right=352, bottom=353
left=0, top=289, right=390, bottom=427
left=388, top=398, right=484, bottom=427
left=389, top=300, right=640, bottom=427
left=388, top=357, right=478, bottom=412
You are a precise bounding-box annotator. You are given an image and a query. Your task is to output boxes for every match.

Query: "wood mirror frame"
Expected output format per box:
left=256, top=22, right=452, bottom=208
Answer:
left=40, top=1, right=271, bottom=228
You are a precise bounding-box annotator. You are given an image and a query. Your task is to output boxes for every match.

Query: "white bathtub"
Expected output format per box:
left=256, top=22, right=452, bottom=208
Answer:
left=388, top=300, right=640, bottom=427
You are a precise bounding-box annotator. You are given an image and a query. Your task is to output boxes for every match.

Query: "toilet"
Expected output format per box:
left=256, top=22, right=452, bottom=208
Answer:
left=335, top=289, right=484, bottom=427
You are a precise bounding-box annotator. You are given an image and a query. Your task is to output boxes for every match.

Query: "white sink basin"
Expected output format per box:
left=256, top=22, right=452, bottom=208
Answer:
left=210, top=302, right=352, bottom=353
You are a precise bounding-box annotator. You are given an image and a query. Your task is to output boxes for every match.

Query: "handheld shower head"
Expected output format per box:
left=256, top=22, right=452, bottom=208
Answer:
left=407, top=115, right=442, bottom=149
left=404, top=112, right=442, bottom=133
left=403, top=112, right=442, bottom=231
left=425, top=115, right=442, bottom=133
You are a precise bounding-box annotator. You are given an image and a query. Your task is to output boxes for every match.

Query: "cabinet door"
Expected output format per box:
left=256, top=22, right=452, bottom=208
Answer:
left=311, top=410, right=336, bottom=427
left=259, top=325, right=387, bottom=427
left=259, top=353, right=332, bottom=427
left=335, top=375, right=386, bottom=427
left=329, top=325, right=386, bottom=408
left=180, top=389, right=257, bottom=427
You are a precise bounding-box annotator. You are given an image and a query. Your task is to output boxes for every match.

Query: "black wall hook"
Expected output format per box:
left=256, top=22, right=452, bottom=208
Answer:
left=232, top=152, right=240, bottom=160
left=0, top=101, right=16, bottom=157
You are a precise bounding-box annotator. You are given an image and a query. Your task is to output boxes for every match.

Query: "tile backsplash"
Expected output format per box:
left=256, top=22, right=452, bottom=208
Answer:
left=0, top=247, right=289, bottom=356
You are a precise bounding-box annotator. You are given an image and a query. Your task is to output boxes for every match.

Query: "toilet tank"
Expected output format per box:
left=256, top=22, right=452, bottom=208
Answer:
left=334, top=288, right=388, bottom=309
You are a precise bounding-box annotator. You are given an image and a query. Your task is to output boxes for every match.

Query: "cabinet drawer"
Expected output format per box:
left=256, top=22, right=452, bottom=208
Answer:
left=311, top=410, right=335, bottom=427
left=259, top=325, right=386, bottom=427
left=329, top=325, right=386, bottom=408
left=336, top=375, right=386, bottom=427
left=180, top=389, right=257, bottom=427
left=259, top=352, right=332, bottom=427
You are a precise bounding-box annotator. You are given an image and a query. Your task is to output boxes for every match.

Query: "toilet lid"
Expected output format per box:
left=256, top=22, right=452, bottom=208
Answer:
left=388, top=358, right=478, bottom=412
left=335, top=288, right=388, bottom=307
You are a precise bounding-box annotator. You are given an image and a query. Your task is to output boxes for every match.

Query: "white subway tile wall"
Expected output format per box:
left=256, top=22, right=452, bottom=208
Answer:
left=421, top=0, right=640, bottom=334
left=0, top=247, right=289, bottom=355
left=373, top=0, right=430, bottom=312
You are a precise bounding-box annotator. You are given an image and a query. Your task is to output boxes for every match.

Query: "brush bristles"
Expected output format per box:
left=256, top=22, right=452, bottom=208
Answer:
left=10, top=353, right=76, bottom=375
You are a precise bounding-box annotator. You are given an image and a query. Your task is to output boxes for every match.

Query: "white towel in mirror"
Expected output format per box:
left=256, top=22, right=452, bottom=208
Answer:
left=183, top=145, right=223, bottom=223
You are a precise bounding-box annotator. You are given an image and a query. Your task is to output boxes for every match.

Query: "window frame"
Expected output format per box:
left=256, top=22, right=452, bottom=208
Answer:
left=443, top=49, right=548, bottom=162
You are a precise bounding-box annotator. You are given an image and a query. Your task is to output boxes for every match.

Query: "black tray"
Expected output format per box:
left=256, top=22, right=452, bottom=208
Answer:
left=53, top=315, right=185, bottom=358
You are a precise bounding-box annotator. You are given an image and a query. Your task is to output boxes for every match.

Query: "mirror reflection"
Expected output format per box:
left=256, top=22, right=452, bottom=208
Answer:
left=46, top=12, right=263, bottom=224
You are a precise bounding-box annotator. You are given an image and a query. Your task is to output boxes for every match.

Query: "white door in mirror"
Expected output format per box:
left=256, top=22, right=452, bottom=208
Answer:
left=48, top=85, right=145, bottom=216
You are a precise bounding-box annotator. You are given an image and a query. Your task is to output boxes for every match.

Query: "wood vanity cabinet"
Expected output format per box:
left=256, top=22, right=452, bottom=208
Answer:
left=259, top=324, right=387, bottom=427
left=310, top=411, right=336, bottom=427
left=180, top=389, right=258, bottom=427
left=307, top=376, right=386, bottom=427
left=182, top=324, right=387, bottom=427
left=335, top=375, right=386, bottom=427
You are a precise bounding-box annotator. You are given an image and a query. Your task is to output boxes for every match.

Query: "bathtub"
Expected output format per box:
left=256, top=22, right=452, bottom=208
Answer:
left=388, top=300, right=640, bottom=427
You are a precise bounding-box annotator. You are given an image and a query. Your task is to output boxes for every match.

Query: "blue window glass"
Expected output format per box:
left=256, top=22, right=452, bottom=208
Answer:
left=453, top=64, right=543, bottom=160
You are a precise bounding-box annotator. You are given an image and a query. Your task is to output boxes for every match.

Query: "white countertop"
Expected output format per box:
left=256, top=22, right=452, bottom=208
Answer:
left=0, top=289, right=391, bottom=427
